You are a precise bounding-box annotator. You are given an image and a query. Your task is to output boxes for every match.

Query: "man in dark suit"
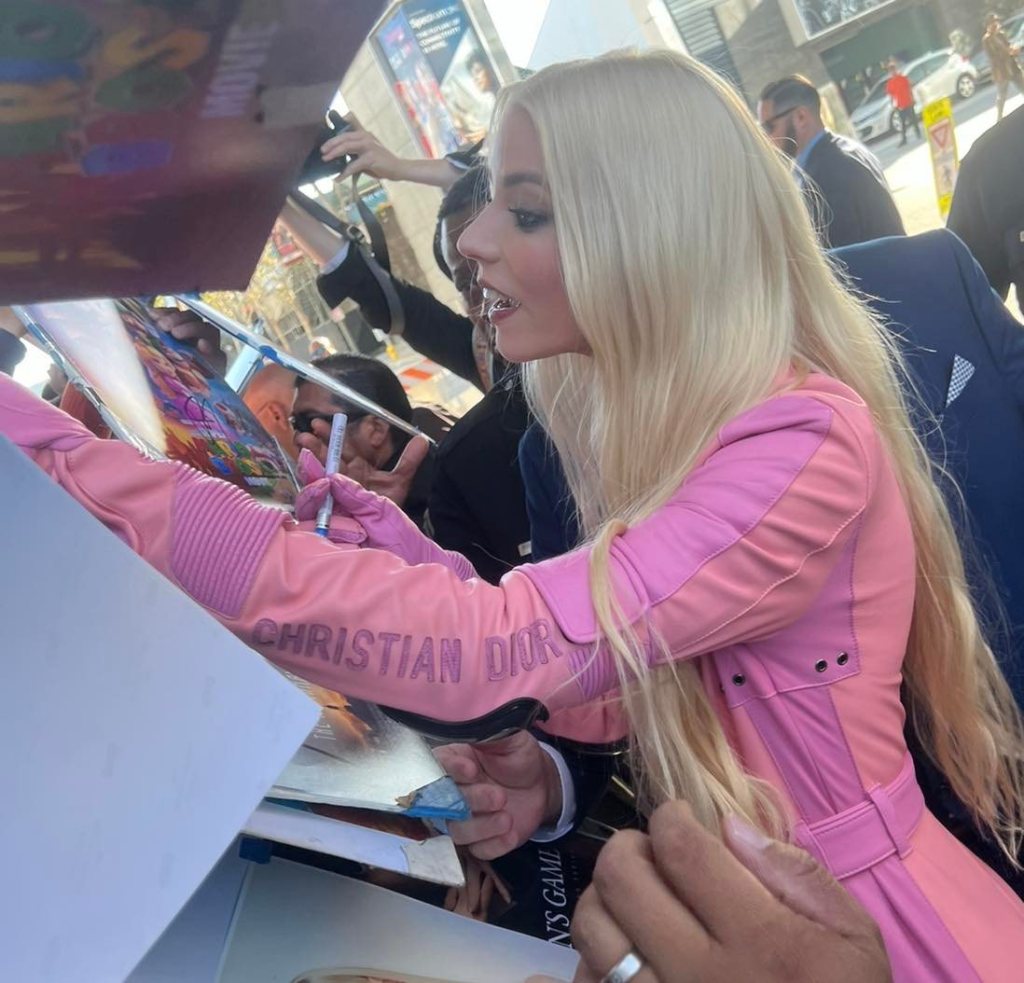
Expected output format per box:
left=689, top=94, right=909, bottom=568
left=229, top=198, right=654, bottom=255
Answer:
left=836, top=231, right=1024, bottom=705
left=947, top=104, right=1024, bottom=309
left=757, top=75, right=906, bottom=248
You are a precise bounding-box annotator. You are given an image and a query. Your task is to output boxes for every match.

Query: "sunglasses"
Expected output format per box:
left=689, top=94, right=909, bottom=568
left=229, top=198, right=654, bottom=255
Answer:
left=761, top=106, right=798, bottom=133
left=289, top=410, right=367, bottom=434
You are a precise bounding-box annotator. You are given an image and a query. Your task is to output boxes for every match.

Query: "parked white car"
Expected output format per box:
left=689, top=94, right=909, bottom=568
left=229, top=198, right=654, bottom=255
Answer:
left=851, top=49, right=979, bottom=142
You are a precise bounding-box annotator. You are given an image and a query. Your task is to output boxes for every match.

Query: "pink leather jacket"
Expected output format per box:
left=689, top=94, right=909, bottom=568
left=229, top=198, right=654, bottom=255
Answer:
left=0, top=369, right=875, bottom=741
left=8, top=371, right=1024, bottom=980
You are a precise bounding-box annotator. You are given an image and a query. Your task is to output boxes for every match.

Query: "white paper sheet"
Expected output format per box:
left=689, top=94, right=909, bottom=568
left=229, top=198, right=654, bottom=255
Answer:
left=217, top=859, right=581, bottom=983
left=0, top=436, right=319, bottom=982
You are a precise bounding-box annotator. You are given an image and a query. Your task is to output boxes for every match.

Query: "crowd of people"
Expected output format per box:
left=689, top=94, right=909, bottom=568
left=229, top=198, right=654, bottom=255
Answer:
left=4, top=38, right=1024, bottom=983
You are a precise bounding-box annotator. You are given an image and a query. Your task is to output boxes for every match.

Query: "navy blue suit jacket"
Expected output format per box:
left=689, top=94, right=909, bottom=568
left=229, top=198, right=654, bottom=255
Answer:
left=835, top=230, right=1024, bottom=706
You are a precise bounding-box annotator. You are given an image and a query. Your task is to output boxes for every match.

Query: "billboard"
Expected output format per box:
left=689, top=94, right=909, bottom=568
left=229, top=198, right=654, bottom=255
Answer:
left=0, top=0, right=385, bottom=305
left=373, top=0, right=501, bottom=157
left=791, top=0, right=900, bottom=40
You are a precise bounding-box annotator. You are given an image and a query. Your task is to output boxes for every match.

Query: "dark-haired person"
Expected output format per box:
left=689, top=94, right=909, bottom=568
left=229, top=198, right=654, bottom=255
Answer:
left=281, top=156, right=534, bottom=583
left=291, top=353, right=439, bottom=528
left=280, top=126, right=489, bottom=392
left=427, top=169, right=533, bottom=582
left=758, top=75, right=905, bottom=248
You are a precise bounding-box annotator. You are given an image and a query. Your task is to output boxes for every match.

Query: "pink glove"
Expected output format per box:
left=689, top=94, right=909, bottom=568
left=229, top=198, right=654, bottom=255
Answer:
left=294, top=449, right=476, bottom=580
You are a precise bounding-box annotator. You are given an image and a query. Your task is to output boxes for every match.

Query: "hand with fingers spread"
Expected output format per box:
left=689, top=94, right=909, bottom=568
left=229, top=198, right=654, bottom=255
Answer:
left=151, top=308, right=227, bottom=377
left=295, top=448, right=475, bottom=578
left=293, top=412, right=430, bottom=510
left=560, top=801, right=890, bottom=983
left=321, top=120, right=464, bottom=190
left=434, top=731, right=564, bottom=861
left=339, top=434, right=430, bottom=509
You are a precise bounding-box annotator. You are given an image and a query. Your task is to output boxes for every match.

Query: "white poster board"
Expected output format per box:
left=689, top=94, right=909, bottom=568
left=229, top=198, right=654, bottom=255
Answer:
left=218, top=858, right=581, bottom=983
left=0, top=435, right=319, bottom=982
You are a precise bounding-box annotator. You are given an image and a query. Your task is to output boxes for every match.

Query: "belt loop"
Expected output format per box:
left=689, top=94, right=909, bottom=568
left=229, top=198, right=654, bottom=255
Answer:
left=793, top=819, right=826, bottom=866
left=867, top=783, right=912, bottom=859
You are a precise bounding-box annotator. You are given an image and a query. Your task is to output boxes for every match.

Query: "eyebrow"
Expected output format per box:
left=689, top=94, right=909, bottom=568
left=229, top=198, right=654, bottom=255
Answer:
left=502, top=171, right=545, bottom=189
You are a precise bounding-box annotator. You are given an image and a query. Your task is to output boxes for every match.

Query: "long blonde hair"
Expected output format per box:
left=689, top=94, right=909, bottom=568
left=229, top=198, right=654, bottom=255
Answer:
left=494, top=50, right=1024, bottom=859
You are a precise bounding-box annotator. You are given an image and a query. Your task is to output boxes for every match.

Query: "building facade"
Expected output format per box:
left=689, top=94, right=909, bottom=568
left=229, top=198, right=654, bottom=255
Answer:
left=322, top=0, right=518, bottom=313
left=665, top=0, right=998, bottom=112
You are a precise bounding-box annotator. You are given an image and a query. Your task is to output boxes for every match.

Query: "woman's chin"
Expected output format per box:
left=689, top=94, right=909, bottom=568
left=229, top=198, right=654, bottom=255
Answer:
left=494, top=332, right=531, bottom=364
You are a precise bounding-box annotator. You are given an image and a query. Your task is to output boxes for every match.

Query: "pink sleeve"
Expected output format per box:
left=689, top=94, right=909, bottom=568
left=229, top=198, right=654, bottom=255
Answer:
left=1, top=375, right=874, bottom=735
left=521, top=394, right=875, bottom=697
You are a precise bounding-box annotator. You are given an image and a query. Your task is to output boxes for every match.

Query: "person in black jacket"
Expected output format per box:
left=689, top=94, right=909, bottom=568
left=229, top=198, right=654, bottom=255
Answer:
left=758, top=75, right=906, bottom=248
left=291, top=352, right=439, bottom=528
left=0, top=309, right=27, bottom=377
left=947, top=103, right=1024, bottom=308
left=279, top=156, right=533, bottom=582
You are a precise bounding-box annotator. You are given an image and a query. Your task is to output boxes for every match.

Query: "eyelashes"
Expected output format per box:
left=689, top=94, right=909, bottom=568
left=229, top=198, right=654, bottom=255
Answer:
left=509, top=207, right=550, bottom=231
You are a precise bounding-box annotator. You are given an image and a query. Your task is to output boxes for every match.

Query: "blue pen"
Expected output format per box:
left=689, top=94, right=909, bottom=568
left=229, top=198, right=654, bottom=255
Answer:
left=315, top=412, right=348, bottom=537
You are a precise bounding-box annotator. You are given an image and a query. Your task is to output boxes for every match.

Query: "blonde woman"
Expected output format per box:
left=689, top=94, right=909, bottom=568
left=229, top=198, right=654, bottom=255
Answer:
left=3, top=50, right=1023, bottom=980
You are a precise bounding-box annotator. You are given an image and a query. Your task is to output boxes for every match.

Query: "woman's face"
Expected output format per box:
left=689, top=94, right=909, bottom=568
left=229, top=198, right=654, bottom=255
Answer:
left=457, top=107, right=587, bottom=363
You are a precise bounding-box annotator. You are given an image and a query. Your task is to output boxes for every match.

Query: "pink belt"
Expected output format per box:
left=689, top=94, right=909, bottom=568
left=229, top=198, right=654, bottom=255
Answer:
left=794, top=753, right=923, bottom=881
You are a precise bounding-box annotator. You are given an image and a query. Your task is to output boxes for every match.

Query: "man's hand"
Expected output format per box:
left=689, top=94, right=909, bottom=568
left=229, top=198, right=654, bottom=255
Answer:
left=293, top=414, right=333, bottom=465
left=322, top=126, right=408, bottom=183
left=435, top=731, right=563, bottom=861
left=343, top=435, right=429, bottom=508
left=295, top=423, right=429, bottom=510
left=321, top=120, right=462, bottom=190
left=560, top=802, right=890, bottom=983
left=151, top=308, right=227, bottom=377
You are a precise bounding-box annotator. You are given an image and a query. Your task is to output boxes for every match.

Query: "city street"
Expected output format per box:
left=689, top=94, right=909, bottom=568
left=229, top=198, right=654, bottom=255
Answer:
left=865, top=83, right=1022, bottom=318
left=871, top=84, right=1023, bottom=236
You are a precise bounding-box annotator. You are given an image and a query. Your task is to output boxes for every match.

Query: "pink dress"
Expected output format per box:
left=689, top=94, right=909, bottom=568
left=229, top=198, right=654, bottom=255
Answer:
left=2, top=369, right=1022, bottom=979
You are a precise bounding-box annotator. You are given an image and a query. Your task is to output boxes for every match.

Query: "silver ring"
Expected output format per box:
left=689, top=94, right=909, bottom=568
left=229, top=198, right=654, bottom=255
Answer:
left=599, top=950, right=645, bottom=983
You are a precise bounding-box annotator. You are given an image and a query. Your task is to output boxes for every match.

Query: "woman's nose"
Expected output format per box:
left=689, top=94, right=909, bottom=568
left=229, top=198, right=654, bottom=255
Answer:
left=457, top=203, right=498, bottom=264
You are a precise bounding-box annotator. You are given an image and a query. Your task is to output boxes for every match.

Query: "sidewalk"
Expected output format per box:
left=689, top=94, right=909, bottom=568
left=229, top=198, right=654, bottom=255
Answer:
left=883, top=91, right=1023, bottom=319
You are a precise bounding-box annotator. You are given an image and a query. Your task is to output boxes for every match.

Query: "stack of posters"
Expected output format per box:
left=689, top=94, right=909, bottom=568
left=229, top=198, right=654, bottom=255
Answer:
left=249, top=673, right=468, bottom=887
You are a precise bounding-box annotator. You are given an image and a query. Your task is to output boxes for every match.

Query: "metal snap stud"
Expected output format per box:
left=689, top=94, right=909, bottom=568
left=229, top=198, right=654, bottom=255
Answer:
left=837, top=652, right=849, bottom=666
left=732, top=673, right=746, bottom=686
left=814, top=659, right=828, bottom=673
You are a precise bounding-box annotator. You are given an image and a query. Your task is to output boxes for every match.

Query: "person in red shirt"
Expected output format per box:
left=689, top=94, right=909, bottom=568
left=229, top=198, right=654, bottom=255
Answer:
left=886, top=60, right=922, bottom=145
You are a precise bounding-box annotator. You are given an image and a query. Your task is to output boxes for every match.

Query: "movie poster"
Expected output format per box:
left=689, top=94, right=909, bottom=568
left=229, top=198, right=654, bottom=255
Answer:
left=23, top=299, right=298, bottom=503
left=0, top=0, right=384, bottom=305
left=373, top=0, right=500, bottom=156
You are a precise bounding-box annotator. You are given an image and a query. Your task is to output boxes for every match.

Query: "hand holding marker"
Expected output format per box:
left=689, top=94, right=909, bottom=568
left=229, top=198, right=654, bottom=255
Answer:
left=315, top=413, right=348, bottom=537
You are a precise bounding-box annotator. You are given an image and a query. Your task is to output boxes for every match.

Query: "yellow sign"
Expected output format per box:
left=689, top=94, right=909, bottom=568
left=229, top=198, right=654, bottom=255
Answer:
left=922, top=97, right=960, bottom=218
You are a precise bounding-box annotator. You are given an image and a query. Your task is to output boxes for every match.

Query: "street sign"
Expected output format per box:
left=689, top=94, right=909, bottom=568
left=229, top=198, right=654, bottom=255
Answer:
left=922, top=98, right=960, bottom=218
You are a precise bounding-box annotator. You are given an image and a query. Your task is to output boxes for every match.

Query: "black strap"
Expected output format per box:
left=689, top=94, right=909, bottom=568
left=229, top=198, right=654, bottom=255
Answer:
left=291, top=183, right=406, bottom=337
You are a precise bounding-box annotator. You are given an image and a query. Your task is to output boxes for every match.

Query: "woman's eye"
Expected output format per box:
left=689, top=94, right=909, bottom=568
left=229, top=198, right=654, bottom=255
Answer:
left=509, top=207, right=549, bottom=231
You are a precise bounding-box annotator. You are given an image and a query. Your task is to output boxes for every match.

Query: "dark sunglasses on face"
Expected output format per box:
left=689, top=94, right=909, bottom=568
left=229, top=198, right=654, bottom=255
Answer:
left=289, top=410, right=367, bottom=434
left=761, top=106, right=797, bottom=133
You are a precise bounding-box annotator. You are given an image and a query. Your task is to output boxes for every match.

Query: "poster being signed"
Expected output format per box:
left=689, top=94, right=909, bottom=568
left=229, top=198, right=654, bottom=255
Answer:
left=23, top=298, right=298, bottom=503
